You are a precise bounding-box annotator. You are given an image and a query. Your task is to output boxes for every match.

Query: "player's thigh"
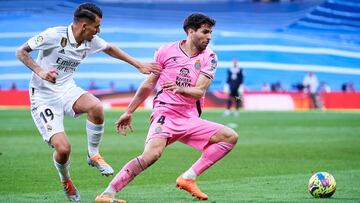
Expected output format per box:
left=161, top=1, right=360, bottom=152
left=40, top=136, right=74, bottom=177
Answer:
left=209, top=126, right=238, bottom=145
left=72, top=92, right=101, bottom=115
left=30, top=101, right=65, bottom=145
left=179, top=117, right=224, bottom=150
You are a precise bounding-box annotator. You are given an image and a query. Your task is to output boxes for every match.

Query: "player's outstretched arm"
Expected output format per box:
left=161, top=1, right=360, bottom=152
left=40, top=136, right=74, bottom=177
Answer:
left=16, top=43, right=58, bottom=83
left=161, top=74, right=212, bottom=100
left=116, top=73, right=160, bottom=135
left=103, top=43, right=162, bottom=74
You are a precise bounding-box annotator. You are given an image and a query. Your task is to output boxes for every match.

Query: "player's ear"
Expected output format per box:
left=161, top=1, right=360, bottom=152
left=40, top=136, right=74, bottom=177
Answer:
left=81, top=21, right=87, bottom=31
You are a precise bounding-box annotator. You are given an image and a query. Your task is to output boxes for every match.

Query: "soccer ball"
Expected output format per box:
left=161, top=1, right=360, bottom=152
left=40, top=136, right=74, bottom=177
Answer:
left=308, top=172, right=336, bottom=198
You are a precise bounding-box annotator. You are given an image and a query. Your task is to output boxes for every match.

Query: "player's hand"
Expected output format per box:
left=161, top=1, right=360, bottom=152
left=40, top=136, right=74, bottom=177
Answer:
left=115, top=112, right=133, bottom=136
left=161, top=81, right=183, bottom=94
left=138, top=62, right=162, bottom=75
left=38, top=68, right=58, bottom=84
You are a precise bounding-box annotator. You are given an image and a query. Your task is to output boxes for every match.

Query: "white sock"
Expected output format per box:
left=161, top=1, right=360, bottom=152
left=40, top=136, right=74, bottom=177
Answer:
left=103, top=185, right=116, bottom=196
left=86, top=120, right=104, bottom=157
left=182, top=168, right=197, bottom=180
left=53, top=159, right=70, bottom=182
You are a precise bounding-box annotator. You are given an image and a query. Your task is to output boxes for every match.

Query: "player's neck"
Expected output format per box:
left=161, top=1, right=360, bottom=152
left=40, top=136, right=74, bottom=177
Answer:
left=181, top=40, right=200, bottom=57
left=71, top=24, right=83, bottom=47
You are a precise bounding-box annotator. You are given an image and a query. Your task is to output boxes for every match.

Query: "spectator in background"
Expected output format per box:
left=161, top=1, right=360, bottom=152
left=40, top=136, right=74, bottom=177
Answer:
left=348, top=82, right=355, bottom=92
left=261, top=82, right=271, bottom=92
left=341, top=83, right=347, bottom=92
left=271, top=81, right=283, bottom=92
left=303, top=71, right=322, bottom=109
left=223, top=58, right=244, bottom=117
left=89, top=80, right=98, bottom=90
left=320, top=82, right=331, bottom=93
left=10, top=82, right=17, bottom=90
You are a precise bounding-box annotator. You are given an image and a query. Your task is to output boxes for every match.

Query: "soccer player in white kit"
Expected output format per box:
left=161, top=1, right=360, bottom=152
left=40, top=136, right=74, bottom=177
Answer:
left=15, top=3, right=161, bottom=202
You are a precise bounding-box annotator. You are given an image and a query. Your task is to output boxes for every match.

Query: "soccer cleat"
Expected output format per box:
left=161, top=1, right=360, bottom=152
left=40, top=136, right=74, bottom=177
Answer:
left=87, top=154, right=114, bottom=176
left=62, top=179, right=80, bottom=202
left=95, top=193, right=126, bottom=203
left=176, top=176, right=208, bottom=200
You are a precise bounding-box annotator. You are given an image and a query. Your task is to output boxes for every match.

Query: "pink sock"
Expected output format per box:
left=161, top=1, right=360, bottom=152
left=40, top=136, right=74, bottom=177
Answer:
left=109, top=157, right=146, bottom=192
left=192, top=142, right=234, bottom=176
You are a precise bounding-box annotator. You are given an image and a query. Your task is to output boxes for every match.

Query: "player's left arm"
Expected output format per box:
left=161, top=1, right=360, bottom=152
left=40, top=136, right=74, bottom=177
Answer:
left=103, top=43, right=162, bottom=74
left=161, top=74, right=212, bottom=100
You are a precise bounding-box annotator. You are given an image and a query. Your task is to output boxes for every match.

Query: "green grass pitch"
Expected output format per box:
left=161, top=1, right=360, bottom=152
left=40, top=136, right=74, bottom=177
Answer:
left=0, top=109, right=360, bottom=202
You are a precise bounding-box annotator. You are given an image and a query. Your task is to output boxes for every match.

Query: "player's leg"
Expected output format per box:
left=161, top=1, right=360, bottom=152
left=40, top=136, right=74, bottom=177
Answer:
left=177, top=120, right=238, bottom=200
left=70, top=90, right=113, bottom=176
left=188, top=126, right=238, bottom=177
left=51, top=133, right=80, bottom=202
left=224, top=95, right=232, bottom=117
left=95, top=138, right=167, bottom=203
left=30, top=99, right=80, bottom=202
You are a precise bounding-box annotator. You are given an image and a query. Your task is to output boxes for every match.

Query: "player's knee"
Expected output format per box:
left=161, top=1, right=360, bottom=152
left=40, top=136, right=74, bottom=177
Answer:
left=223, top=127, right=239, bottom=145
left=88, top=102, right=104, bottom=121
left=55, top=143, right=71, bottom=157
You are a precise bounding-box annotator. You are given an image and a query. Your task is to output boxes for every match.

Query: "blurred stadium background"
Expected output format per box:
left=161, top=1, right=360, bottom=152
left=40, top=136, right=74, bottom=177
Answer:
left=0, top=0, right=359, bottom=110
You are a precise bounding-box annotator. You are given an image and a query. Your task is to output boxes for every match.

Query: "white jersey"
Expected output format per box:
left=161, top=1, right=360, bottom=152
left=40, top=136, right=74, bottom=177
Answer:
left=27, top=24, right=107, bottom=100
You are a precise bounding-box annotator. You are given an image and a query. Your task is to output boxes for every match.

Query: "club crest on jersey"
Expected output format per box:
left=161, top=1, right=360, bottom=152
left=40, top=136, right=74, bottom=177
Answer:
left=195, top=59, right=201, bottom=69
left=60, top=37, right=67, bottom=47
left=155, top=124, right=162, bottom=133
left=46, top=124, right=53, bottom=132
left=34, top=35, right=44, bottom=46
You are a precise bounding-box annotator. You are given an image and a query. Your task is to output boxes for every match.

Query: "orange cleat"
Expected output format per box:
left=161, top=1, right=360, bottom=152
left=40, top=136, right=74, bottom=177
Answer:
left=87, top=154, right=114, bottom=176
left=176, top=176, right=208, bottom=200
left=62, top=179, right=80, bottom=202
left=95, top=193, right=126, bottom=203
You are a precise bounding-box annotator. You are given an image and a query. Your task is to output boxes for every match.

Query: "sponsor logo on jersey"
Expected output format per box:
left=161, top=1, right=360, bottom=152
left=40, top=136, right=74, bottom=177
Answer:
left=176, top=67, right=192, bottom=87
left=179, top=68, right=190, bottom=77
left=58, top=49, right=65, bottom=54
left=60, top=37, right=67, bottom=47
left=55, top=57, right=80, bottom=73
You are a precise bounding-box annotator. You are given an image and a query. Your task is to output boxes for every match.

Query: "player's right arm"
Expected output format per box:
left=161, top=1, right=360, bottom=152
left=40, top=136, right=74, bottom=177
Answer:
left=116, top=73, right=160, bottom=135
left=16, top=43, right=58, bottom=84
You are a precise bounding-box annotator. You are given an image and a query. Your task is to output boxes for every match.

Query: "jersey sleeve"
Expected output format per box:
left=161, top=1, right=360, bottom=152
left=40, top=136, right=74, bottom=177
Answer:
left=200, top=52, right=218, bottom=80
left=154, top=45, right=166, bottom=67
left=27, top=28, right=59, bottom=50
left=88, top=35, right=108, bottom=54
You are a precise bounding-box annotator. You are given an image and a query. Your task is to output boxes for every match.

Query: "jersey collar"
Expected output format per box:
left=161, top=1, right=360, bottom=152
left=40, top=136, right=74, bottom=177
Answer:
left=179, top=40, right=202, bottom=58
left=67, top=24, right=87, bottom=49
left=67, top=24, right=77, bottom=45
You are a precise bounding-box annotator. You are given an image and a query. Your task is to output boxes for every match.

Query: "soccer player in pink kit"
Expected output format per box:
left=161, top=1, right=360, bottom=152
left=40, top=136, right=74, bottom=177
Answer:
left=95, top=13, right=238, bottom=203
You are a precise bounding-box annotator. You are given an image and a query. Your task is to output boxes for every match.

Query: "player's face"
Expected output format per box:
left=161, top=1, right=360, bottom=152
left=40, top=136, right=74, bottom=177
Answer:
left=191, top=24, right=212, bottom=51
left=83, top=16, right=101, bottom=41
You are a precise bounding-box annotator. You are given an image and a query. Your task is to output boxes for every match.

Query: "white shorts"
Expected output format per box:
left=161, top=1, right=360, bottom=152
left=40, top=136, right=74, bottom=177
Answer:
left=29, top=86, right=87, bottom=144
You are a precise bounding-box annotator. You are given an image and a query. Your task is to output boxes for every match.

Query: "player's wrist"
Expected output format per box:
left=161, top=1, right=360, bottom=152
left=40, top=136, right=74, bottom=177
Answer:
left=125, top=110, right=133, bottom=115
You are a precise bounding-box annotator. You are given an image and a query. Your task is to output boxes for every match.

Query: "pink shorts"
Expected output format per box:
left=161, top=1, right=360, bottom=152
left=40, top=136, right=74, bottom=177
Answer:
left=146, top=108, right=224, bottom=151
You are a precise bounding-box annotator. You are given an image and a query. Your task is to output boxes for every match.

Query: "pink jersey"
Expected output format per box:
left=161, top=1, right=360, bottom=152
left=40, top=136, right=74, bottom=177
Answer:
left=153, top=40, right=218, bottom=117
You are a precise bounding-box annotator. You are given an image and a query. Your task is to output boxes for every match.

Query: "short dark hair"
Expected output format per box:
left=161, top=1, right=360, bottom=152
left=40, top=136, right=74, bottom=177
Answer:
left=183, top=13, right=216, bottom=33
left=74, top=3, right=102, bottom=22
